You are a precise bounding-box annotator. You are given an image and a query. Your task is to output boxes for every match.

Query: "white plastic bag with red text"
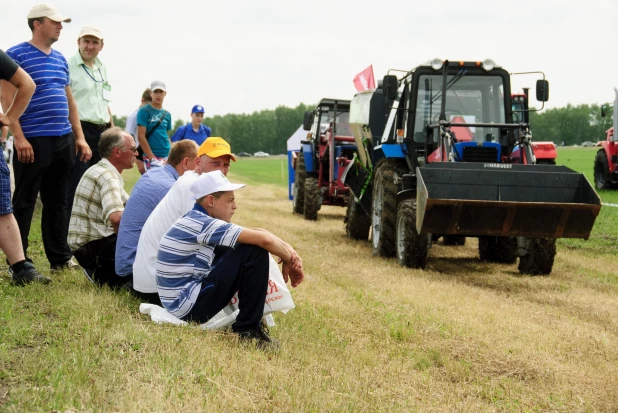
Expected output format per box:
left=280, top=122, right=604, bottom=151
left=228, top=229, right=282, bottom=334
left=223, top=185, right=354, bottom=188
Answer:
left=201, top=254, right=295, bottom=330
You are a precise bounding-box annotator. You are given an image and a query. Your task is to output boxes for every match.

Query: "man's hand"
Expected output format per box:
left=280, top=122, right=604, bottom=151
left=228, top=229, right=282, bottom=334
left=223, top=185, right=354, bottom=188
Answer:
left=75, top=137, right=92, bottom=162
left=13, top=135, right=34, bottom=163
left=281, top=254, right=304, bottom=288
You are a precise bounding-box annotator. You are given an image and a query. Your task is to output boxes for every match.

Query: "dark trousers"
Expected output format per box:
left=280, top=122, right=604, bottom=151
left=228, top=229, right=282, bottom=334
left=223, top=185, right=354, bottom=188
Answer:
left=12, top=133, right=75, bottom=266
left=67, top=121, right=108, bottom=216
left=185, top=244, right=270, bottom=332
left=73, top=234, right=126, bottom=288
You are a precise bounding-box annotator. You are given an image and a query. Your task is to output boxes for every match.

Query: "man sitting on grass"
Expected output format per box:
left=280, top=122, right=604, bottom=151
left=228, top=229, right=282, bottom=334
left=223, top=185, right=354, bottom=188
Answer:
left=68, top=127, right=136, bottom=287
left=156, top=171, right=304, bottom=348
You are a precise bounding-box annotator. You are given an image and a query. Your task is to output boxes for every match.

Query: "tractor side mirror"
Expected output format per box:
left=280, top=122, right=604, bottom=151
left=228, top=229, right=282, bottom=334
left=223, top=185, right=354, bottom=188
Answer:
left=303, top=111, right=314, bottom=131
left=601, top=104, right=608, bottom=118
left=383, top=75, right=398, bottom=100
left=536, top=80, right=549, bottom=102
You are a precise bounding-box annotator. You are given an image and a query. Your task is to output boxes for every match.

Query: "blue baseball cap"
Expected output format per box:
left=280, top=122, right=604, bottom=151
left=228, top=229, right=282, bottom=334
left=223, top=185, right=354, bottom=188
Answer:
left=192, top=105, right=205, bottom=114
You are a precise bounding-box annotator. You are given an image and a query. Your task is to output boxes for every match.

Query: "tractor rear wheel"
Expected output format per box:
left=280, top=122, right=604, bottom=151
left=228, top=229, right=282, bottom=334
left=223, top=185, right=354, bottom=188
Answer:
left=478, top=236, right=517, bottom=264
left=594, top=150, right=613, bottom=189
left=518, top=238, right=556, bottom=275
left=303, top=177, right=320, bottom=221
left=371, top=159, right=405, bottom=257
left=345, top=195, right=370, bottom=240
left=442, top=235, right=466, bottom=246
left=396, top=198, right=429, bottom=268
left=293, top=152, right=307, bottom=214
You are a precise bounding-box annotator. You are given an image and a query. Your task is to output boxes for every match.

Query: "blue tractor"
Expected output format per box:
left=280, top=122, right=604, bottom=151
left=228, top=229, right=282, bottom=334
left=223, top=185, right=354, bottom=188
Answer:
left=342, top=59, right=601, bottom=274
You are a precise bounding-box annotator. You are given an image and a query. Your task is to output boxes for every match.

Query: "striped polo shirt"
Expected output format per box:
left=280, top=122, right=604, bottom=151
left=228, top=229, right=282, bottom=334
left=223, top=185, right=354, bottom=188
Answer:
left=6, top=42, right=72, bottom=138
left=156, top=204, right=244, bottom=319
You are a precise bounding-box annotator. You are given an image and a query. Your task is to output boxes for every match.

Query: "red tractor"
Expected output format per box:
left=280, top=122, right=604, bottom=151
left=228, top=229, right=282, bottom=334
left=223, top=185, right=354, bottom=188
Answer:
left=510, top=92, right=558, bottom=165
left=593, top=88, right=618, bottom=189
left=291, top=99, right=359, bottom=221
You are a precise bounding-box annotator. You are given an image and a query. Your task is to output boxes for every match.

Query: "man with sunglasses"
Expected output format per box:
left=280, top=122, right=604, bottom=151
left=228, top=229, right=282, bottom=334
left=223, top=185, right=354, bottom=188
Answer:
left=68, top=127, right=136, bottom=288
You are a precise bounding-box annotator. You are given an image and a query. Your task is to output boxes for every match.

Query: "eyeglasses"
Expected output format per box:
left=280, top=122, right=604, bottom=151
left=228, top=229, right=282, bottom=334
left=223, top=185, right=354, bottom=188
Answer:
left=120, top=146, right=138, bottom=153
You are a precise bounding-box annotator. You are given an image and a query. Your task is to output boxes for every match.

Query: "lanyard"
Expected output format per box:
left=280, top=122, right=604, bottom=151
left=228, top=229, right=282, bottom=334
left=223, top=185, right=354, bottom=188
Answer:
left=82, top=64, right=105, bottom=83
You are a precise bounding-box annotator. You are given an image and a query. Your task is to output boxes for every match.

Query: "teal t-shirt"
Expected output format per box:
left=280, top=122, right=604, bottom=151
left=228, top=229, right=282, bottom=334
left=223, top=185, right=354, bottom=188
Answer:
left=137, top=104, right=172, bottom=158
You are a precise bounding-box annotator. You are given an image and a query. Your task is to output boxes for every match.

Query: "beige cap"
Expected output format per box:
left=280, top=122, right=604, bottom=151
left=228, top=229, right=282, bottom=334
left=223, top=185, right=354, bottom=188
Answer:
left=27, top=3, right=71, bottom=23
left=78, top=26, right=103, bottom=40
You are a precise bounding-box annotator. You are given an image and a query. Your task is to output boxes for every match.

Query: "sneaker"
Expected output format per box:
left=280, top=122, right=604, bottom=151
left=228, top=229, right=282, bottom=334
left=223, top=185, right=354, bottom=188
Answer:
left=236, top=323, right=280, bottom=350
left=50, top=257, right=80, bottom=271
left=12, top=263, right=52, bottom=286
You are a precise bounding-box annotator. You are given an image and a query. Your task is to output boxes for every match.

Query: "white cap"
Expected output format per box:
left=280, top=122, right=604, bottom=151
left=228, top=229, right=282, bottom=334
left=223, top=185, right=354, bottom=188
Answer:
left=150, top=80, right=166, bottom=92
left=27, top=3, right=71, bottom=23
left=191, top=171, right=245, bottom=199
left=78, top=26, right=103, bottom=40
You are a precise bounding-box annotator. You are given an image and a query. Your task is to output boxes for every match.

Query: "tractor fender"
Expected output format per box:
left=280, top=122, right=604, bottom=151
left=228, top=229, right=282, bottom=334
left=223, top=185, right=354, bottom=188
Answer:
left=302, top=143, right=316, bottom=173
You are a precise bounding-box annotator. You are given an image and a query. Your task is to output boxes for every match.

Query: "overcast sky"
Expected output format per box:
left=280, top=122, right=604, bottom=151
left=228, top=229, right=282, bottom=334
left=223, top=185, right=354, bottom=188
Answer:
left=1, top=0, right=617, bottom=124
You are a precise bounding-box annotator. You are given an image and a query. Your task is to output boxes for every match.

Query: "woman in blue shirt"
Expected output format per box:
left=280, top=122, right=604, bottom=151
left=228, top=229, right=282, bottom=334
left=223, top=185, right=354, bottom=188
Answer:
left=171, top=104, right=212, bottom=146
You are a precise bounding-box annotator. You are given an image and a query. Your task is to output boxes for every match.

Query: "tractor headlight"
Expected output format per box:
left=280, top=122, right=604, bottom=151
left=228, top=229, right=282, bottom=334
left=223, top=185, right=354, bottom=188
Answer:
left=431, top=58, right=443, bottom=71
left=482, top=59, right=496, bottom=71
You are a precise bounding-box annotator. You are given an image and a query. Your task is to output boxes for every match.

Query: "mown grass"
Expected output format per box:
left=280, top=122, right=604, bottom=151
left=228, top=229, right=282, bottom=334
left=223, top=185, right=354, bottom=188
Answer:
left=230, top=155, right=289, bottom=188
left=0, top=150, right=617, bottom=411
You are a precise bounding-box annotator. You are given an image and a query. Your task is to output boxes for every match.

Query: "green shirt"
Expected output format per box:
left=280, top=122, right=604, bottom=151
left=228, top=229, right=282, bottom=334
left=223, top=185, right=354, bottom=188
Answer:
left=68, top=51, right=110, bottom=124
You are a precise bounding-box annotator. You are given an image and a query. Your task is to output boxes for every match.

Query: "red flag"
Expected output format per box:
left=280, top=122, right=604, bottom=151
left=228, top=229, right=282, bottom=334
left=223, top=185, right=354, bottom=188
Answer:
left=352, top=65, right=376, bottom=92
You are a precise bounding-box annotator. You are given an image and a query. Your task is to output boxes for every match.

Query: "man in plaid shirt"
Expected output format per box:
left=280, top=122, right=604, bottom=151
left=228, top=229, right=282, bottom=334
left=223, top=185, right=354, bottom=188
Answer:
left=68, top=127, right=136, bottom=287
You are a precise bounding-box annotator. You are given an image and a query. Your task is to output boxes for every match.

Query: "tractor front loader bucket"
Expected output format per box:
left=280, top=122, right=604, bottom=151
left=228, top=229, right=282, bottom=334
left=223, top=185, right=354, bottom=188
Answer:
left=416, top=163, right=601, bottom=239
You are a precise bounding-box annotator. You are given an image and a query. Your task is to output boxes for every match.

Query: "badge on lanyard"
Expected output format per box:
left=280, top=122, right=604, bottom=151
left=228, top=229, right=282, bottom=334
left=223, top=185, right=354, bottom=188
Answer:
left=102, top=82, right=112, bottom=101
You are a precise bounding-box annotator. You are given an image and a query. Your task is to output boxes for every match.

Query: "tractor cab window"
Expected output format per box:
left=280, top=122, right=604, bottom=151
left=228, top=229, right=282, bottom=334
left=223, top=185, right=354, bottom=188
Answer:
left=321, top=110, right=353, bottom=137
left=414, top=74, right=505, bottom=143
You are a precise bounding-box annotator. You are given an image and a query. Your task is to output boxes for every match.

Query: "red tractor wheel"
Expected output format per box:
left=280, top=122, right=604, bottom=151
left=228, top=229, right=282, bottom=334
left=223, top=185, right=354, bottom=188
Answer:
left=303, top=177, right=320, bottom=221
left=594, top=150, right=613, bottom=189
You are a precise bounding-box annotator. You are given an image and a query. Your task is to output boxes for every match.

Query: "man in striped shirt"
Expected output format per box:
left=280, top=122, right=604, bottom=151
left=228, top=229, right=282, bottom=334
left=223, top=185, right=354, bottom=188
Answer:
left=0, top=4, right=92, bottom=270
left=156, top=171, right=304, bottom=348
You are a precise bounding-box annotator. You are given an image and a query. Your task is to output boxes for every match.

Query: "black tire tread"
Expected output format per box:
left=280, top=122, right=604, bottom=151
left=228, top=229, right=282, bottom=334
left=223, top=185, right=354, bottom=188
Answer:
left=396, top=199, right=429, bottom=269
left=594, top=150, right=613, bottom=190
left=303, top=177, right=320, bottom=221
left=371, top=159, right=405, bottom=257
left=345, top=196, right=371, bottom=240
left=293, top=152, right=306, bottom=214
left=518, top=238, right=556, bottom=276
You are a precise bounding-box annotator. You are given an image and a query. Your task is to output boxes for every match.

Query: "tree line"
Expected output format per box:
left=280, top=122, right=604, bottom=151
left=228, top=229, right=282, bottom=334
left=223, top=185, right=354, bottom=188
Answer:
left=529, top=103, right=612, bottom=145
left=111, top=102, right=614, bottom=153
left=113, top=103, right=311, bottom=155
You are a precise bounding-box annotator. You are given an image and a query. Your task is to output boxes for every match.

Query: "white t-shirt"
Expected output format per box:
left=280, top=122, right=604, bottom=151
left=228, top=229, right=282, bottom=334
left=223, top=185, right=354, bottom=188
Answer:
left=126, top=108, right=139, bottom=144
left=133, top=171, right=199, bottom=293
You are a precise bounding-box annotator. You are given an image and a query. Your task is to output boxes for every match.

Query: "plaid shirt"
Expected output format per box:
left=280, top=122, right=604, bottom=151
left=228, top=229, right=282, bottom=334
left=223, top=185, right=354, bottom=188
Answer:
left=68, top=158, right=129, bottom=250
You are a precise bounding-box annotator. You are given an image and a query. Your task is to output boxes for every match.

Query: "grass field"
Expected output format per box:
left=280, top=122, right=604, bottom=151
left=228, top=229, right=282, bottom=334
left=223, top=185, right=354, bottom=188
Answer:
left=0, top=148, right=617, bottom=411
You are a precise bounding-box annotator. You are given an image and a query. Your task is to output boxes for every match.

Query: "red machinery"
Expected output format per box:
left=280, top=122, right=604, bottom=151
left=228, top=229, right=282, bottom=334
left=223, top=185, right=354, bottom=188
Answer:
left=593, top=88, right=618, bottom=189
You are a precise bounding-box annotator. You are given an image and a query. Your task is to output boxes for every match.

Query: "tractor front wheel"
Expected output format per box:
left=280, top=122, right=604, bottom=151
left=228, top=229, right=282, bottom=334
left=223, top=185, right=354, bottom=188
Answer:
left=303, top=177, right=320, bottom=221
left=345, top=195, right=370, bottom=240
left=371, top=159, right=405, bottom=257
left=594, top=150, right=613, bottom=189
left=478, top=236, right=517, bottom=264
left=293, top=152, right=307, bottom=214
left=396, top=198, right=429, bottom=269
left=518, top=238, right=556, bottom=276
